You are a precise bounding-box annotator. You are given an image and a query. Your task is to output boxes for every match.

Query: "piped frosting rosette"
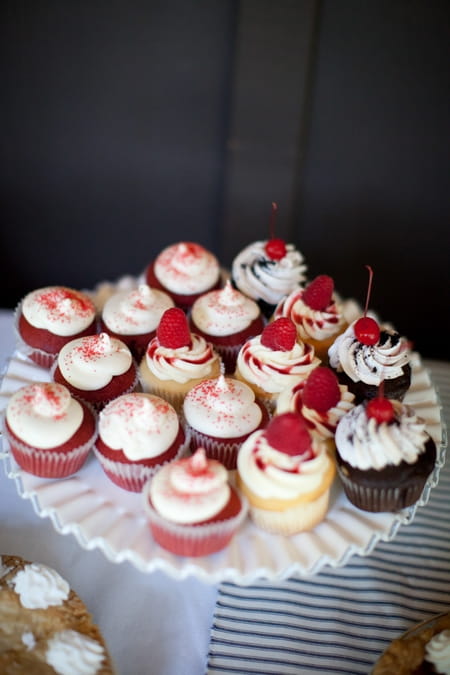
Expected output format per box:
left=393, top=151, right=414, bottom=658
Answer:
left=143, top=448, right=247, bottom=556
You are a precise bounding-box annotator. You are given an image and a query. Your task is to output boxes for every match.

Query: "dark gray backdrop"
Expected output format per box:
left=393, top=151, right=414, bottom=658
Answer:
left=1, top=1, right=449, bottom=358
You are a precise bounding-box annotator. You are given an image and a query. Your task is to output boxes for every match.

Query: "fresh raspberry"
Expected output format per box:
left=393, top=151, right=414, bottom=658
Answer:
left=157, top=308, right=191, bottom=349
left=265, top=238, right=287, bottom=261
left=354, top=316, right=380, bottom=346
left=264, top=412, right=312, bottom=457
left=260, top=317, right=296, bottom=351
left=302, top=275, right=334, bottom=311
left=302, top=367, right=341, bottom=412
left=366, top=397, right=395, bottom=423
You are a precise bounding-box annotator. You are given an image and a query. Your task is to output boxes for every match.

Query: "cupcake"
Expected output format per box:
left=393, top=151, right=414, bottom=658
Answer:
left=335, top=396, right=437, bottom=512
left=234, top=317, right=320, bottom=412
left=94, top=393, right=189, bottom=492
left=52, top=332, right=138, bottom=411
left=15, top=286, right=97, bottom=368
left=273, top=274, right=347, bottom=362
left=3, top=382, right=97, bottom=478
left=236, top=412, right=335, bottom=535
left=183, top=375, right=270, bottom=469
left=231, top=236, right=307, bottom=318
left=189, top=280, right=265, bottom=373
left=139, top=307, right=222, bottom=411
left=328, top=318, right=412, bottom=403
left=145, top=242, right=221, bottom=310
left=0, top=554, right=114, bottom=673
left=276, top=366, right=355, bottom=455
left=143, top=447, right=247, bottom=557
left=99, top=283, right=174, bottom=360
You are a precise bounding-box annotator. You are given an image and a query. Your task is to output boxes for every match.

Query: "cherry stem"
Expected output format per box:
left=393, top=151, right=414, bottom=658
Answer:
left=363, top=264, right=374, bottom=317
left=269, top=202, right=278, bottom=239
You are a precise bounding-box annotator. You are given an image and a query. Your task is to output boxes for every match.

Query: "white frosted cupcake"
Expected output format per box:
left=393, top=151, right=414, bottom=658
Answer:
left=183, top=375, right=270, bottom=469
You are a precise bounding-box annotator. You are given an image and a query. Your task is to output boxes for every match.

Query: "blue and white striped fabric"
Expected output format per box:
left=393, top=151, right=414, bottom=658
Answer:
left=207, top=360, right=450, bottom=675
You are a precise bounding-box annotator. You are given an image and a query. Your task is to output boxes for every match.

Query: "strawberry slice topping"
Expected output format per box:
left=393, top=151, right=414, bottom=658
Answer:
left=157, top=308, right=191, bottom=349
left=260, top=317, right=297, bottom=351
left=302, top=367, right=341, bottom=412
left=302, top=275, right=334, bottom=311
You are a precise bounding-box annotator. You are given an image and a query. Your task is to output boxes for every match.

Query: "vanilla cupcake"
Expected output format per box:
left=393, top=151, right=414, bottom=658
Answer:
left=236, top=412, right=335, bottom=535
left=95, top=393, right=189, bottom=492
left=52, top=332, right=138, bottom=410
left=190, top=281, right=265, bottom=373
left=274, top=275, right=347, bottom=362
left=3, top=382, right=97, bottom=478
left=15, top=286, right=97, bottom=368
left=100, top=283, right=174, bottom=360
left=145, top=242, right=221, bottom=310
left=139, top=308, right=222, bottom=411
left=183, top=375, right=270, bottom=469
left=143, top=448, right=247, bottom=557
left=235, top=317, right=319, bottom=412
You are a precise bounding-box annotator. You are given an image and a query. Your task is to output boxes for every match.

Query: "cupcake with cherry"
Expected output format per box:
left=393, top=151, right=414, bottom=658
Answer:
left=236, top=412, right=336, bottom=534
left=139, top=307, right=222, bottom=412
left=234, top=316, right=319, bottom=412
left=143, top=447, right=247, bottom=556
left=274, top=273, right=347, bottom=362
left=231, top=203, right=307, bottom=318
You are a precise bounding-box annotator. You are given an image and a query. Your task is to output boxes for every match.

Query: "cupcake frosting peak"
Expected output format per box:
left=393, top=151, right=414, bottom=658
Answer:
left=191, top=281, right=260, bottom=336
left=154, top=242, right=220, bottom=294
left=22, top=286, right=96, bottom=336
left=102, top=284, right=174, bottom=334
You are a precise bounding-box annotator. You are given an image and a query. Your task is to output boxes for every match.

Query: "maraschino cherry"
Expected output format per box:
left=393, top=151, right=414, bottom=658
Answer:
left=354, top=265, right=380, bottom=346
left=265, top=202, right=287, bottom=261
left=366, top=381, right=395, bottom=423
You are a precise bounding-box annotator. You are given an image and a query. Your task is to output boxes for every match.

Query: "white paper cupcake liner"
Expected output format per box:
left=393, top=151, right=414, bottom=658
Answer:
left=187, top=428, right=247, bottom=470
left=248, top=490, right=330, bottom=536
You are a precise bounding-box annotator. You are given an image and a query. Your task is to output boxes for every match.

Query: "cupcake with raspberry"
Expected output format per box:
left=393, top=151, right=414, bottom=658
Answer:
left=236, top=412, right=335, bottom=534
left=143, top=447, right=247, bottom=556
left=95, top=392, right=189, bottom=492
left=100, top=283, right=174, bottom=361
left=234, top=317, right=319, bottom=412
left=15, top=286, right=97, bottom=368
left=183, top=375, right=270, bottom=469
left=189, top=280, right=265, bottom=374
left=276, top=366, right=355, bottom=455
left=335, top=395, right=437, bottom=512
left=274, top=274, right=347, bottom=362
left=3, top=382, right=97, bottom=478
left=145, top=242, right=221, bottom=310
left=52, top=332, right=138, bottom=411
left=139, top=308, right=222, bottom=411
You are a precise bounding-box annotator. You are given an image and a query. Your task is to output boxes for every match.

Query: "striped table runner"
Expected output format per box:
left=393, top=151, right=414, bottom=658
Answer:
left=207, top=360, right=450, bottom=675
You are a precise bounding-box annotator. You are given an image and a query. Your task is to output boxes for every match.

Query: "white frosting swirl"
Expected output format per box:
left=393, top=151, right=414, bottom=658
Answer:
left=276, top=382, right=355, bottom=440
left=154, top=242, right=220, bottom=294
left=191, top=281, right=260, bottom=336
left=274, top=286, right=345, bottom=341
left=328, top=321, right=410, bottom=384
left=236, top=335, right=319, bottom=394
left=425, top=629, right=450, bottom=674
left=102, top=284, right=174, bottom=335
left=145, top=333, right=219, bottom=383
left=99, top=393, right=179, bottom=460
left=231, top=240, right=307, bottom=305
left=237, top=430, right=332, bottom=500
left=57, top=333, right=132, bottom=390
left=150, top=448, right=230, bottom=524
left=46, top=630, right=105, bottom=675
left=22, top=287, right=96, bottom=336
left=335, top=401, right=430, bottom=470
left=6, top=382, right=83, bottom=449
left=183, top=376, right=262, bottom=438
left=11, top=563, right=69, bottom=609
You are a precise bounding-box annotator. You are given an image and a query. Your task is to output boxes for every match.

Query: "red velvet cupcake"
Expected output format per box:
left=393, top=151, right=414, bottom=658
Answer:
left=3, top=382, right=97, bottom=478
left=145, top=242, right=221, bottom=310
left=143, top=448, right=247, bottom=557
left=52, top=332, right=138, bottom=411
left=15, top=286, right=97, bottom=368
left=94, top=392, right=189, bottom=492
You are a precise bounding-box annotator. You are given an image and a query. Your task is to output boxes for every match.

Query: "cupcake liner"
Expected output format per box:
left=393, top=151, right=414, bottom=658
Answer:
left=142, top=484, right=248, bottom=557
left=187, top=428, right=242, bottom=470
left=337, top=465, right=428, bottom=512
left=139, top=382, right=186, bottom=413
left=248, top=490, right=330, bottom=535
left=3, top=417, right=96, bottom=479
left=93, top=431, right=190, bottom=493
left=213, top=343, right=241, bottom=375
